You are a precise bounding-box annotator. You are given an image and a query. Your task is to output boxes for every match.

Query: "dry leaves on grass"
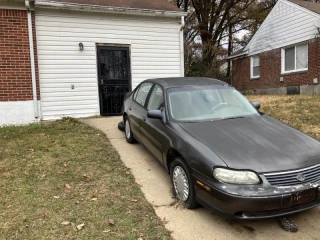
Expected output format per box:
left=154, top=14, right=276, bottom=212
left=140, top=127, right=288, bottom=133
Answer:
left=108, top=219, right=115, bottom=226
left=61, top=221, right=71, bottom=226
left=77, top=223, right=85, bottom=230
left=0, top=120, right=171, bottom=239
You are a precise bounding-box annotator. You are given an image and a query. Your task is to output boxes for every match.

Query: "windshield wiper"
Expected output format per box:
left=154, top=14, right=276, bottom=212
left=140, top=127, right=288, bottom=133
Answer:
left=220, top=116, right=245, bottom=120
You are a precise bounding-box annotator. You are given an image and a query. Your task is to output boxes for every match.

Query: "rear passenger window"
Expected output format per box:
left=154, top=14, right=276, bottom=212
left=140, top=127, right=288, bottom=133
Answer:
left=147, top=84, right=164, bottom=110
left=134, top=82, right=153, bottom=106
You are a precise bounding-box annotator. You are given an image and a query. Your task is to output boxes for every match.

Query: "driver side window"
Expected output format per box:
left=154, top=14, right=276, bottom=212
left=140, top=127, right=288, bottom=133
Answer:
left=147, top=84, right=164, bottom=110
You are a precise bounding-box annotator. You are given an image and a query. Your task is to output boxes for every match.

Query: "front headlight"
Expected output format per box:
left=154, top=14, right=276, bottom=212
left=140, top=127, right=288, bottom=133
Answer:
left=213, top=168, right=260, bottom=185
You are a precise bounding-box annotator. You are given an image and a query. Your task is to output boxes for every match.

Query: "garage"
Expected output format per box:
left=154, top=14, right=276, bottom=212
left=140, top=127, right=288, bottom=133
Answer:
left=35, top=0, right=185, bottom=120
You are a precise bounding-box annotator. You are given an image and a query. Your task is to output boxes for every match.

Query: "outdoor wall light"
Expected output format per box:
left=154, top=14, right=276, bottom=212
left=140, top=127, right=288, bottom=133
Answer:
left=79, top=42, right=84, bottom=51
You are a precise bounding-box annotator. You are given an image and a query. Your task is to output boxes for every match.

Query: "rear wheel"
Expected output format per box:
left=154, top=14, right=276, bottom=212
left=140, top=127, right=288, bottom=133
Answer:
left=124, top=116, right=136, bottom=143
left=170, top=157, right=198, bottom=209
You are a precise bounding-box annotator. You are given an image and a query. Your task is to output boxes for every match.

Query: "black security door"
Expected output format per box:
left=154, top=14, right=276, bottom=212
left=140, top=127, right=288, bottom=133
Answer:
left=97, top=46, right=131, bottom=116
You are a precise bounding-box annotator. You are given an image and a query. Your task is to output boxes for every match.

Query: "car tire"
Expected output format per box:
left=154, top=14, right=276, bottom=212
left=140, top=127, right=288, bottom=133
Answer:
left=124, top=116, right=136, bottom=143
left=170, top=157, right=199, bottom=209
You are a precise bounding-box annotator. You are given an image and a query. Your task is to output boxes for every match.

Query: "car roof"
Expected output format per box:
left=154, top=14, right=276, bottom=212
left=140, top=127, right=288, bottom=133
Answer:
left=144, top=77, right=230, bottom=89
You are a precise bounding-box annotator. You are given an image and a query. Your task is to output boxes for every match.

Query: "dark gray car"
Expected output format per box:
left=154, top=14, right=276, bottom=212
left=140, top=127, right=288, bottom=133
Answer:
left=121, top=77, right=320, bottom=219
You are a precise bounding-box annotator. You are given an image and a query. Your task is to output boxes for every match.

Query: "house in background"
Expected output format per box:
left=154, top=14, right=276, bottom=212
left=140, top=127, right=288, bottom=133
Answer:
left=230, top=0, right=320, bottom=95
left=0, top=0, right=185, bottom=125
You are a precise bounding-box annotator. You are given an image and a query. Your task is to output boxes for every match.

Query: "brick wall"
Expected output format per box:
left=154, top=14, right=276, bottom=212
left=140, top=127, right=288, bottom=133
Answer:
left=232, top=38, right=320, bottom=91
left=0, top=9, right=40, bottom=101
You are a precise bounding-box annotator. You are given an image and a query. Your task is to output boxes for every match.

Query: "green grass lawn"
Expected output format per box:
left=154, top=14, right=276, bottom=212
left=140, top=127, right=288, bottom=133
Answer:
left=0, top=118, right=170, bottom=240
left=247, top=95, right=320, bottom=141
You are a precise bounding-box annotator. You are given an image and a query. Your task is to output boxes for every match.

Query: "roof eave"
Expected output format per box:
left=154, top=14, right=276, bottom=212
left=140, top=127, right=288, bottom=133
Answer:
left=228, top=50, right=248, bottom=60
left=35, top=0, right=187, bottom=18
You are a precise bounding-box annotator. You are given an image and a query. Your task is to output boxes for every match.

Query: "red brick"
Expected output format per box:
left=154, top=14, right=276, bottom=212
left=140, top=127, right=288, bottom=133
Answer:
left=232, top=39, right=320, bottom=91
left=0, top=9, right=40, bottom=101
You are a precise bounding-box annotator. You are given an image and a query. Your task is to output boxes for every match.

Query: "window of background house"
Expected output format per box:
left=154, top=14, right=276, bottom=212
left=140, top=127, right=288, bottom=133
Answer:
left=251, top=55, right=260, bottom=78
left=282, top=43, right=308, bottom=73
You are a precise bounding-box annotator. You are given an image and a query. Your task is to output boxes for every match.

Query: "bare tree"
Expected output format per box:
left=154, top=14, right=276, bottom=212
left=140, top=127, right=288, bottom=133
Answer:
left=189, top=0, right=260, bottom=76
left=176, top=0, right=190, bottom=12
left=169, top=0, right=278, bottom=78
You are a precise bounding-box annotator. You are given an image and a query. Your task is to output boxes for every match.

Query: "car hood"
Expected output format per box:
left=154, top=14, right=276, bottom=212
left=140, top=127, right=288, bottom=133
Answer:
left=178, top=115, right=320, bottom=173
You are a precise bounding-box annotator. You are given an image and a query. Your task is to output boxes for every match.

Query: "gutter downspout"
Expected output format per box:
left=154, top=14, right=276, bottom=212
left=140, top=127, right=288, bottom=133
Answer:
left=25, top=0, right=39, bottom=119
left=180, top=16, right=185, bottom=77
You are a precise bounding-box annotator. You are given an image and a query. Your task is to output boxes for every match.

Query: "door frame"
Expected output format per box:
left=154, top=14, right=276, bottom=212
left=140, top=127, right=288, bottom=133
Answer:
left=96, top=44, right=132, bottom=116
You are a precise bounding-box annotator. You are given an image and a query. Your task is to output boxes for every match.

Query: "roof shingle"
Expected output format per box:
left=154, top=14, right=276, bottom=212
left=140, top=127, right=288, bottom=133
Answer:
left=47, top=0, right=181, bottom=12
left=288, top=0, right=320, bottom=15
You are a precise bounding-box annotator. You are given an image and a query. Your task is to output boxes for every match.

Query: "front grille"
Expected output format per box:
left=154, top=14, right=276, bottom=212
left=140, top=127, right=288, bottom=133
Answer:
left=264, top=164, right=320, bottom=186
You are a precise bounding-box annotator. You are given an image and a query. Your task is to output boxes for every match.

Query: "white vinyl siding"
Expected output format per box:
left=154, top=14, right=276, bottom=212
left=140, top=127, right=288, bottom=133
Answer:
left=245, top=0, right=320, bottom=56
left=250, top=55, right=260, bottom=79
left=281, top=43, right=308, bottom=74
left=35, top=9, right=182, bottom=120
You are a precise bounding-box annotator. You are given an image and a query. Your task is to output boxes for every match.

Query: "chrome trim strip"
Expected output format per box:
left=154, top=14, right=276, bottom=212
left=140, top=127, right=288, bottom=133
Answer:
left=264, top=164, right=320, bottom=176
left=130, top=118, right=139, bottom=127
left=140, top=127, right=162, bottom=148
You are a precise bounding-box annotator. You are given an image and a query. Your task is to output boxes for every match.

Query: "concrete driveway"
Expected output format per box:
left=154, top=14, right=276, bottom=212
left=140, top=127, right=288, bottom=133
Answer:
left=82, top=117, right=320, bottom=240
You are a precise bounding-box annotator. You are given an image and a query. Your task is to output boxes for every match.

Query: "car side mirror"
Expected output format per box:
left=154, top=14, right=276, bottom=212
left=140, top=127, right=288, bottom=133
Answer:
left=147, top=109, right=167, bottom=123
left=147, top=110, right=162, bottom=120
left=252, top=102, right=260, bottom=110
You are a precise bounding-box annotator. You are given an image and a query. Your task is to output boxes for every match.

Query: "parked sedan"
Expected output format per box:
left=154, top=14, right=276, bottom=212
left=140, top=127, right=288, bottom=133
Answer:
left=121, top=77, right=320, bottom=219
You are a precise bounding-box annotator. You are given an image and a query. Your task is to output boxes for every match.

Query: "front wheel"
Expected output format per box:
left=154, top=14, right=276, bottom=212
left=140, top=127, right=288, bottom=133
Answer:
left=170, top=158, right=198, bottom=209
left=124, top=116, right=136, bottom=143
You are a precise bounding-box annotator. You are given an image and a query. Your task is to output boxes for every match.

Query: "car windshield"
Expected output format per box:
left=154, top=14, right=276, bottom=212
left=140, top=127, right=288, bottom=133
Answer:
left=167, top=86, right=259, bottom=122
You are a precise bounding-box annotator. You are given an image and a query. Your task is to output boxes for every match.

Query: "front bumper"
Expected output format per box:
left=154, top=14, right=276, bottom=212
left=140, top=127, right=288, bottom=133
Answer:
left=193, top=173, right=320, bottom=219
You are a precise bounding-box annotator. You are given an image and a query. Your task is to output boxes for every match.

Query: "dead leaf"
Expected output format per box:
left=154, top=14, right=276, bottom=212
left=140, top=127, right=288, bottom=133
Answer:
left=76, top=223, right=85, bottom=230
left=103, top=230, right=111, bottom=233
left=108, top=219, right=115, bottom=226
left=28, top=149, right=35, bottom=152
left=53, top=196, right=60, bottom=199
left=162, top=217, right=169, bottom=224
left=63, top=163, right=68, bottom=167
left=91, top=198, right=97, bottom=201
left=64, top=183, right=71, bottom=189
left=128, top=199, right=137, bottom=202
left=61, top=221, right=71, bottom=225
left=6, top=205, right=11, bottom=208
left=83, top=174, right=88, bottom=178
